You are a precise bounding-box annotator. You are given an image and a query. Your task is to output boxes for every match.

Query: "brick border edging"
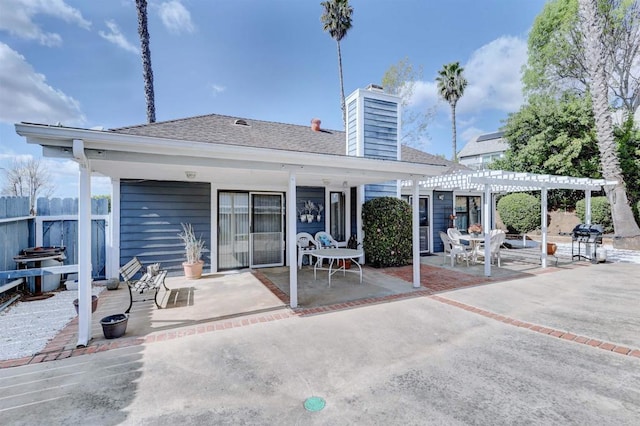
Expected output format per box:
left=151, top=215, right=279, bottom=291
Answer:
left=0, top=310, right=297, bottom=369
left=429, top=295, right=640, bottom=359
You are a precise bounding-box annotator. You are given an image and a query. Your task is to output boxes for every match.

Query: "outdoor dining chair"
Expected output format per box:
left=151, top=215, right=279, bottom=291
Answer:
left=296, top=232, right=317, bottom=269
left=475, top=230, right=506, bottom=267
left=439, top=231, right=470, bottom=267
left=314, top=231, right=339, bottom=249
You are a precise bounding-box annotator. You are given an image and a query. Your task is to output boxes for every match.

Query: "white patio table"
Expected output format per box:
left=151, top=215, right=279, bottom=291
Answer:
left=309, top=248, right=364, bottom=287
left=458, top=234, right=485, bottom=264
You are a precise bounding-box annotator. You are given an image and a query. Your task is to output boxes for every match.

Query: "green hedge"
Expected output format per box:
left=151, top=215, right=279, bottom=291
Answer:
left=362, top=197, right=412, bottom=267
left=496, top=193, right=541, bottom=234
left=576, top=196, right=613, bottom=233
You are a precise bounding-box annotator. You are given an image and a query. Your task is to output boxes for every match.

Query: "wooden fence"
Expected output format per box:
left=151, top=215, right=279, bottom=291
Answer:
left=0, top=197, right=109, bottom=284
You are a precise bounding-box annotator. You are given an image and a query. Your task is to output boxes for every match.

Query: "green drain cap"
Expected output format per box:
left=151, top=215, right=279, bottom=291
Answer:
left=304, top=396, right=326, bottom=412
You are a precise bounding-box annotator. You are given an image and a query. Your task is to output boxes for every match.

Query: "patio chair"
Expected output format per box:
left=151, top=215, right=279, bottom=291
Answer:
left=475, top=230, right=506, bottom=267
left=314, top=231, right=338, bottom=249
left=447, top=227, right=463, bottom=244
left=296, top=232, right=317, bottom=269
left=439, top=231, right=470, bottom=267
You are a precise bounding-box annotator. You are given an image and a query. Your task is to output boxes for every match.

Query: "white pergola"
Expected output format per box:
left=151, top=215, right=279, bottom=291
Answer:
left=406, top=170, right=618, bottom=276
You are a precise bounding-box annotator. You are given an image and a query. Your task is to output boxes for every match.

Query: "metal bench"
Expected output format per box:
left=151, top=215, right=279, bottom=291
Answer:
left=119, top=257, right=169, bottom=313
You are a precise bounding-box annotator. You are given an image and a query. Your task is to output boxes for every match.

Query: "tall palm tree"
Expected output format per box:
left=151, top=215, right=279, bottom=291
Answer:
left=436, top=62, right=467, bottom=162
left=136, top=0, right=156, bottom=123
left=320, top=0, right=353, bottom=128
left=578, top=0, right=640, bottom=247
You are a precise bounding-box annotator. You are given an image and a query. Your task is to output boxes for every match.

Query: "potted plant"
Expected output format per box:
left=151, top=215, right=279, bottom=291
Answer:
left=178, top=223, right=206, bottom=279
left=468, top=223, right=483, bottom=237
left=316, top=203, right=324, bottom=222
left=304, top=200, right=315, bottom=223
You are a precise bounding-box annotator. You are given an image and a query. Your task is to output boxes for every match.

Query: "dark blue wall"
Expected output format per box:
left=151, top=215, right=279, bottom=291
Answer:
left=296, top=187, right=325, bottom=237
left=120, top=180, right=211, bottom=276
left=432, top=191, right=454, bottom=253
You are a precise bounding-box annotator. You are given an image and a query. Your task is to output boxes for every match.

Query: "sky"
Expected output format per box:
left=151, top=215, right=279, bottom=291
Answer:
left=0, top=0, right=549, bottom=198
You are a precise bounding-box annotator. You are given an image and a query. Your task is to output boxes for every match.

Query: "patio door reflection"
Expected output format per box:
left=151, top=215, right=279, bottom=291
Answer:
left=250, top=193, right=284, bottom=268
left=218, top=192, right=284, bottom=270
left=218, top=192, right=250, bottom=269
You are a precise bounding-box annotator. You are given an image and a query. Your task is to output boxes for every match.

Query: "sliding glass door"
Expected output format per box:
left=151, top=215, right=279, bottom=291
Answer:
left=250, top=193, right=284, bottom=268
left=218, top=191, right=284, bottom=270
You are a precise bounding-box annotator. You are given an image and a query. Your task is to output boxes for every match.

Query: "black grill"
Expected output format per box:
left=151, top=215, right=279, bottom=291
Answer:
left=571, top=224, right=603, bottom=261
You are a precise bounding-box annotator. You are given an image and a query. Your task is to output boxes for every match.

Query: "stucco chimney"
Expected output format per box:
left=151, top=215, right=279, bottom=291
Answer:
left=311, top=118, right=321, bottom=131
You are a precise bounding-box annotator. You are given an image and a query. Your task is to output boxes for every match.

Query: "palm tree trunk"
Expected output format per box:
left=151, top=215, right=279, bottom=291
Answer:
left=136, top=0, right=156, bottom=124
left=450, top=101, right=458, bottom=162
left=336, top=40, right=346, bottom=128
left=579, top=0, right=640, bottom=248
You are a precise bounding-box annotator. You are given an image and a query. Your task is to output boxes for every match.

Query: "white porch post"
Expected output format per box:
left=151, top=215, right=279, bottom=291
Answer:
left=585, top=189, right=592, bottom=258
left=541, top=187, right=548, bottom=268
left=585, top=190, right=592, bottom=224
left=73, top=140, right=92, bottom=347
left=287, top=171, right=298, bottom=308
left=412, top=179, right=420, bottom=288
left=109, top=177, right=120, bottom=279
left=483, top=184, right=491, bottom=277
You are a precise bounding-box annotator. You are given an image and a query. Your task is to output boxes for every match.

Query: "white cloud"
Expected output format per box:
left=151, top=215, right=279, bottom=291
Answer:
left=0, top=0, right=90, bottom=46
left=411, top=36, right=528, bottom=117
left=159, top=0, right=195, bottom=34
left=460, top=126, right=485, bottom=145
left=99, top=20, right=139, bottom=54
left=0, top=42, right=84, bottom=125
left=210, top=84, right=225, bottom=96
left=457, top=36, right=528, bottom=115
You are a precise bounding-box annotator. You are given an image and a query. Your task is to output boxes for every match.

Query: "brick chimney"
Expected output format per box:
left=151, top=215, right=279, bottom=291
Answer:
left=311, top=118, right=321, bottom=131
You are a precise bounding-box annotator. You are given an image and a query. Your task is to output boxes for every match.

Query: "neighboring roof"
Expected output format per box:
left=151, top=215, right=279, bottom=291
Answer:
left=458, top=131, right=508, bottom=158
left=111, top=113, right=458, bottom=171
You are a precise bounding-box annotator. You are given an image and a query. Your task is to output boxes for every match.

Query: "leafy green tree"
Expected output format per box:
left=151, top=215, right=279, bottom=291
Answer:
left=136, top=0, right=156, bottom=123
left=494, top=92, right=600, bottom=178
left=381, top=57, right=435, bottom=148
left=320, top=0, right=353, bottom=128
left=436, top=62, right=467, bottom=162
left=525, top=0, right=640, bottom=117
left=616, top=115, right=640, bottom=223
left=579, top=0, right=640, bottom=246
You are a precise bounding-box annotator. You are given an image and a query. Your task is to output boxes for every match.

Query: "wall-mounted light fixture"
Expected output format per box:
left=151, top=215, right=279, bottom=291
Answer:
left=437, top=194, right=445, bottom=200
left=185, top=171, right=197, bottom=179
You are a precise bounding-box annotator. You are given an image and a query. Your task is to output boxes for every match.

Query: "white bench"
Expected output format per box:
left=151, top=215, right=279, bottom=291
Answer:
left=119, top=257, right=169, bottom=313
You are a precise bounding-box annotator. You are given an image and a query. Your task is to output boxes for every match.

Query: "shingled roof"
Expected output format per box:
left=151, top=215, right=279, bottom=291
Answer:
left=111, top=113, right=460, bottom=171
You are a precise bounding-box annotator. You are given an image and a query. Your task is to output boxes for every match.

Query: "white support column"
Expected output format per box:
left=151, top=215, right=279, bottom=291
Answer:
left=585, top=190, right=592, bottom=258
left=108, top=178, right=120, bottom=279
left=483, top=184, right=492, bottom=277
left=74, top=140, right=92, bottom=347
left=357, top=185, right=365, bottom=262
left=585, top=190, right=592, bottom=225
left=287, top=171, right=298, bottom=308
left=541, top=187, right=548, bottom=268
left=412, top=179, right=420, bottom=288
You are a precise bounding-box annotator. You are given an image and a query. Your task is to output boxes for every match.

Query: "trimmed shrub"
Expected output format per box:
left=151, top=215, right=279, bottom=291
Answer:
left=362, top=197, right=412, bottom=267
left=576, top=196, right=613, bottom=233
left=497, top=193, right=541, bottom=234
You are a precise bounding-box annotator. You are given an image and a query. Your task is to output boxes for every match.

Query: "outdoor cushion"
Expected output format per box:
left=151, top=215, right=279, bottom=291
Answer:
left=319, top=235, right=332, bottom=246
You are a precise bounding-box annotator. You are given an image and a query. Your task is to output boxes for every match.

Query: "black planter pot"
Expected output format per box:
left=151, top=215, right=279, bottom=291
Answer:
left=100, top=314, right=129, bottom=339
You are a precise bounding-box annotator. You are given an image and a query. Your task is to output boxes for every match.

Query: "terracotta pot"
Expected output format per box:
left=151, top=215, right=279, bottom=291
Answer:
left=547, top=243, right=557, bottom=256
left=183, top=259, right=204, bottom=279
left=338, top=259, right=351, bottom=269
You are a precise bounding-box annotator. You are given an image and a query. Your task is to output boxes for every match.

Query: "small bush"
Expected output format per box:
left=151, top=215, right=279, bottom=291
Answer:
left=362, top=197, right=412, bottom=267
left=497, top=193, right=541, bottom=234
left=576, top=196, right=613, bottom=232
